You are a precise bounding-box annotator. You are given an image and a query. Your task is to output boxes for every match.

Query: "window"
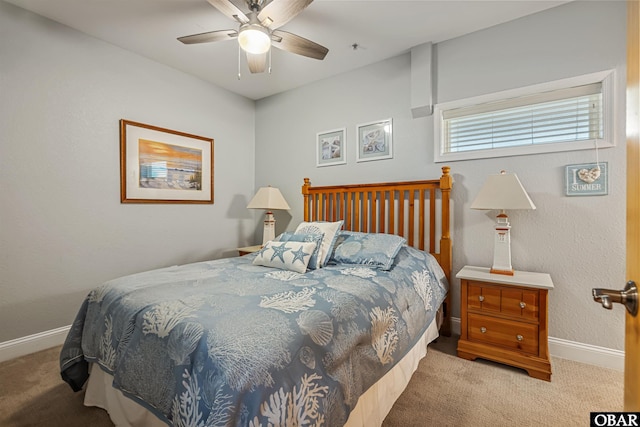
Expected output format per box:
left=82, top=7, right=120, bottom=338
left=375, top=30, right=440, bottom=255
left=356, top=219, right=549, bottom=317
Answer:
left=433, top=70, right=615, bottom=162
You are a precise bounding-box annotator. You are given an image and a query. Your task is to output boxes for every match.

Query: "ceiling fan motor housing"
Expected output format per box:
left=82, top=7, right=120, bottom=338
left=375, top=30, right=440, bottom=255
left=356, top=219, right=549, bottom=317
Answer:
left=247, top=0, right=263, bottom=12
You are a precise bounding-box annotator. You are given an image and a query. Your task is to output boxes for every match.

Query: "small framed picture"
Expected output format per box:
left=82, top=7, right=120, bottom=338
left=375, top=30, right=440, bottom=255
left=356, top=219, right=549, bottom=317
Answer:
left=565, top=162, right=608, bottom=196
left=316, top=128, right=346, bottom=167
left=356, top=118, right=393, bottom=162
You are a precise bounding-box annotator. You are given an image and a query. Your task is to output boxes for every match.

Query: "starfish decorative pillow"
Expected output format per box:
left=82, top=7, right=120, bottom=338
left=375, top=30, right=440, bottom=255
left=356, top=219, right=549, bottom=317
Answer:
left=253, top=240, right=318, bottom=273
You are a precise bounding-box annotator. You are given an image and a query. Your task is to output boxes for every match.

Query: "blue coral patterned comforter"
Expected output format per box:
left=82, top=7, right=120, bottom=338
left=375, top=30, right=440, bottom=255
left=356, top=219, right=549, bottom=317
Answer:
left=60, top=246, right=448, bottom=426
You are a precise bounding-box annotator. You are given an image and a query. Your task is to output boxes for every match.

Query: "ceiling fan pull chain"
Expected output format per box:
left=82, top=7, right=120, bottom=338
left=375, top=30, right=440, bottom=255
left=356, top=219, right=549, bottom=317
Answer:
left=268, top=47, right=272, bottom=74
left=237, top=43, right=242, bottom=80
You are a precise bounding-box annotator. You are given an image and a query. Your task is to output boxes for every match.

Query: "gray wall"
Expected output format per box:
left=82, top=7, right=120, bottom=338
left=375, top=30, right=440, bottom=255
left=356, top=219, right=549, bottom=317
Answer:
left=0, top=2, right=257, bottom=342
left=0, top=0, right=627, bottom=352
left=255, top=1, right=627, bottom=350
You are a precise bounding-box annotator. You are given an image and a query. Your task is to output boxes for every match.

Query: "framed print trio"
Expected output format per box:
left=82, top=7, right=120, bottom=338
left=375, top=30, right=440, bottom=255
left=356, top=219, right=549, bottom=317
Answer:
left=316, top=118, right=393, bottom=167
left=120, top=119, right=214, bottom=204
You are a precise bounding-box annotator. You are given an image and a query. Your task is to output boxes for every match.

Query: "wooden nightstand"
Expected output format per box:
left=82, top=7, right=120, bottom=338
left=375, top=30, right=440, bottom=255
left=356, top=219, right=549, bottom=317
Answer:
left=456, top=265, right=554, bottom=381
left=237, top=245, right=262, bottom=256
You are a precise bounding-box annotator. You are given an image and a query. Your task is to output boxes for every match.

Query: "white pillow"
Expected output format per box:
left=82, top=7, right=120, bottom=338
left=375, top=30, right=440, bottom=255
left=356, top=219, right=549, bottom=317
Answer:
left=294, top=221, right=343, bottom=267
left=253, top=240, right=317, bottom=273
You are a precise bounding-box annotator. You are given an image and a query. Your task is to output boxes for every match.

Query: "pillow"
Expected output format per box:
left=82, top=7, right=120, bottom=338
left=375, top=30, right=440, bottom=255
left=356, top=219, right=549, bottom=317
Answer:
left=294, top=221, right=343, bottom=267
left=253, top=240, right=317, bottom=273
left=277, top=232, right=324, bottom=270
left=331, top=231, right=406, bottom=270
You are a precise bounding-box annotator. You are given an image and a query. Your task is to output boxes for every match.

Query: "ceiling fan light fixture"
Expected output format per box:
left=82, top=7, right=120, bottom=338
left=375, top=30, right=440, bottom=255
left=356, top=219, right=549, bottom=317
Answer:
left=238, top=24, right=271, bottom=54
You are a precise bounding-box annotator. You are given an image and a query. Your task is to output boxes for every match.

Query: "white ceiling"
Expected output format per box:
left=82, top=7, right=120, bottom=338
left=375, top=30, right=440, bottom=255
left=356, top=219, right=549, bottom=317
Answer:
left=6, top=0, right=571, bottom=100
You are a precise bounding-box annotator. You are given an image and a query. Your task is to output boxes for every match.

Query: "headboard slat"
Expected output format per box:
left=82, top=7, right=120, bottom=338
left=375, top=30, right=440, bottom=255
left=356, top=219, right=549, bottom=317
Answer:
left=379, top=192, right=386, bottom=233
left=398, top=190, right=405, bottom=239
left=371, top=193, right=377, bottom=233
left=419, top=189, right=426, bottom=252
left=429, top=188, right=436, bottom=253
left=389, top=193, right=395, bottom=235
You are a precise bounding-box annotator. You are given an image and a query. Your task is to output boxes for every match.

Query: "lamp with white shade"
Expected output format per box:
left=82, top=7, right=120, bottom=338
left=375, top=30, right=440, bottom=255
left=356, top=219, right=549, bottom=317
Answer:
left=470, top=170, right=536, bottom=276
left=247, top=186, right=290, bottom=246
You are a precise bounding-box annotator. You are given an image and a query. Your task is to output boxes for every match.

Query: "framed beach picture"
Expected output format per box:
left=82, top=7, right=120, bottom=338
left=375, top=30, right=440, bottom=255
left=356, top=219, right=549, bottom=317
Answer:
left=316, top=127, right=346, bottom=167
left=120, top=119, right=214, bottom=204
left=356, top=118, right=393, bottom=162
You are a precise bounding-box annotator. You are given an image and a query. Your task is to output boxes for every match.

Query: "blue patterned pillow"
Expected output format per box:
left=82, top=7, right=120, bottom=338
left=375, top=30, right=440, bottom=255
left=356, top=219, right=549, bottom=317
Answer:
left=294, top=221, right=344, bottom=267
left=277, top=232, right=324, bottom=270
left=331, top=231, right=406, bottom=270
left=253, top=240, right=318, bottom=273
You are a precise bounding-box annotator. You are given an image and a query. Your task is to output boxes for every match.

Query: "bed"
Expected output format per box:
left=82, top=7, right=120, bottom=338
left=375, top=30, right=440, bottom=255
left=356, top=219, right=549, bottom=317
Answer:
left=60, top=167, right=453, bottom=427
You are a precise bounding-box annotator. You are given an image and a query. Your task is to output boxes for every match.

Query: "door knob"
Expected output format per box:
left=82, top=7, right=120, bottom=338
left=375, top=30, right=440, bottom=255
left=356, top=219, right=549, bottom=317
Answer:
left=592, top=281, right=638, bottom=316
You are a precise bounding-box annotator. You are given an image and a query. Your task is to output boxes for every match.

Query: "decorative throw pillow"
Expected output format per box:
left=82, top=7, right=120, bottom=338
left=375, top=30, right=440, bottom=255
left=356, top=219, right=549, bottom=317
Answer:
left=294, top=221, right=343, bottom=267
left=253, top=240, right=317, bottom=273
left=331, top=231, right=406, bottom=270
left=277, top=232, right=324, bottom=270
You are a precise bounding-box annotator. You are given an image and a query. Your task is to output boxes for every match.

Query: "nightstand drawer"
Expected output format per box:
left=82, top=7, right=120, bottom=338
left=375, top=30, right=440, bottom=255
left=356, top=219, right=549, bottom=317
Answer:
left=468, top=283, right=501, bottom=313
left=502, top=288, right=539, bottom=320
left=467, top=281, right=539, bottom=321
left=468, top=313, right=539, bottom=355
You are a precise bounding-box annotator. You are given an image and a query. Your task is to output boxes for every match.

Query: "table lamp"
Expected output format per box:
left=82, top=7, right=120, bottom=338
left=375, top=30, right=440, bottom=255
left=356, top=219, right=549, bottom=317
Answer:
left=247, top=186, right=290, bottom=246
left=470, top=170, right=536, bottom=275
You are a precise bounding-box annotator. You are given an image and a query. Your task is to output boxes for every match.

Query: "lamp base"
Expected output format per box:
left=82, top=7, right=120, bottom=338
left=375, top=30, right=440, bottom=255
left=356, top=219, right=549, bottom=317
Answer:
left=491, top=212, right=514, bottom=275
left=262, top=211, right=276, bottom=246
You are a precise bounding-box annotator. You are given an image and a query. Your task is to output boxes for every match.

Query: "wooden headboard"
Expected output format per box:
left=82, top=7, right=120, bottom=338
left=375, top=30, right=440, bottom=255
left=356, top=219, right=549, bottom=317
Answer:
left=301, top=166, right=453, bottom=331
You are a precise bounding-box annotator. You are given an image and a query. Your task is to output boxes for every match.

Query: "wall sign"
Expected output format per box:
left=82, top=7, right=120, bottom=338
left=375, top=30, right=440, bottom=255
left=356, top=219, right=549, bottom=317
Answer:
left=565, top=162, right=608, bottom=196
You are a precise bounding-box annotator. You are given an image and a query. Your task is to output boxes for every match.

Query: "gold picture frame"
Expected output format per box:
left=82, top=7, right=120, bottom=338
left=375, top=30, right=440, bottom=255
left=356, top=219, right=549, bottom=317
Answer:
left=120, top=119, right=214, bottom=204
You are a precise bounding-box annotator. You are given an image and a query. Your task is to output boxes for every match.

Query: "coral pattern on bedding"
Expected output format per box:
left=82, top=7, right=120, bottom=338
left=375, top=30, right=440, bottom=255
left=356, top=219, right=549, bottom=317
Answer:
left=60, top=246, right=447, bottom=426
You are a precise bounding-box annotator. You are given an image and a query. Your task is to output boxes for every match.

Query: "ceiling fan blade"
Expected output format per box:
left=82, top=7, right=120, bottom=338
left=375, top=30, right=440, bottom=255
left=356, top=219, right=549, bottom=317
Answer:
left=246, top=52, right=268, bottom=73
left=271, top=30, right=328, bottom=60
left=258, top=0, right=314, bottom=29
left=207, top=0, right=249, bottom=24
left=178, top=29, right=238, bottom=45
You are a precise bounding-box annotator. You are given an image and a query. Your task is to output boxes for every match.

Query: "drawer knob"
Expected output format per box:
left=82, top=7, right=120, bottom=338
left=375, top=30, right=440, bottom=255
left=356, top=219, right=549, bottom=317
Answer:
left=479, top=295, right=485, bottom=302
left=519, top=301, right=526, bottom=309
left=480, top=327, right=487, bottom=334
left=516, top=334, right=524, bottom=341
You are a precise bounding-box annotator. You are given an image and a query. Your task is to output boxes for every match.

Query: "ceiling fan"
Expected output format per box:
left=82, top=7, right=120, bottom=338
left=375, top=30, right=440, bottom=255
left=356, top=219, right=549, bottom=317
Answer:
left=178, top=0, right=329, bottom=74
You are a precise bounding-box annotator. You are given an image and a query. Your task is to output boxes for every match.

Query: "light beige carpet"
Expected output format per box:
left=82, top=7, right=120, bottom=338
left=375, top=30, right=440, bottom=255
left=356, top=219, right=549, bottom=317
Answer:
left=0, top=335, right=623, bottom=427
left=383, top=335, right=623, bottom=427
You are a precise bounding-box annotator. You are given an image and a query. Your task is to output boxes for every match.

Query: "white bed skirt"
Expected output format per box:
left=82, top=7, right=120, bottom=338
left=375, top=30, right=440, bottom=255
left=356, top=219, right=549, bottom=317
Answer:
left=84, top=320, right=439, bottom=427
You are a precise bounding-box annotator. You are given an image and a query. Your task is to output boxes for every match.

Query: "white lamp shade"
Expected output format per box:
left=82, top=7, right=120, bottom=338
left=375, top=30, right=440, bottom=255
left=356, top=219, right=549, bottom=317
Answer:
left=470, top=171, right=536, bottom=211
left=247, top=186, right=290, bottom=211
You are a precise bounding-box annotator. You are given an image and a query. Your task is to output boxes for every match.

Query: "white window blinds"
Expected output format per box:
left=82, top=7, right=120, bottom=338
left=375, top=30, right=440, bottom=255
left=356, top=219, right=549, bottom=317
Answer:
left=442, top=82, right=603, bottom=154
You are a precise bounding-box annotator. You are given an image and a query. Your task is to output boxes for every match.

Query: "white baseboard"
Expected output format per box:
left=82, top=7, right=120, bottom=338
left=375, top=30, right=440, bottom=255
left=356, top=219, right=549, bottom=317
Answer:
left=0, top=325, right=70, bottom=363
left=548, top=336, right=624, bottom=371
left=448, top=316, right=624, bottom=371
left=451, top=316, right=461, bottom=335
left=1, top=321, right=626, bottom=372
